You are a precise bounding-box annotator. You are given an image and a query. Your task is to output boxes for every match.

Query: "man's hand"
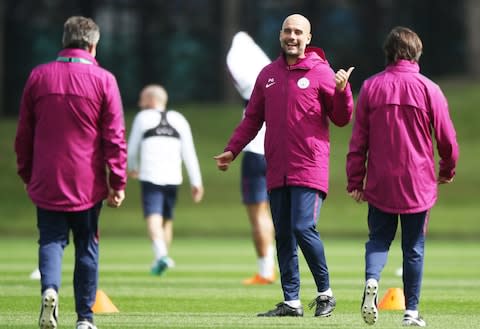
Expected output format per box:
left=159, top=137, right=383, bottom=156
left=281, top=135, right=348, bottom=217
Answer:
left=348, top=189, right=365, bottom=203
left=335, top=67, right=355, bottom=91
left=214, top=151, right=234, bottom=171
left=438, top=176, right=454, bottom=184
left=107, top=189, right=125, bottom=208
left=128, top=170, right=139, bottom=179
left=191, top=185, right=204, bottom=203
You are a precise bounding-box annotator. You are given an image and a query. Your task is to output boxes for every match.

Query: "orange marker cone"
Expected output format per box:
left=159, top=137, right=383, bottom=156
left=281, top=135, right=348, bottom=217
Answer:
left=378, top=287, right=405, bottom=310
left=92, top=290, right=119, bottom=313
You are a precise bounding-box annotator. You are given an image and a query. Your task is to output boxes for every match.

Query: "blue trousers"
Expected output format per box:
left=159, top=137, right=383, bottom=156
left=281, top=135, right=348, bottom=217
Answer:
left=37, top=203, right=102, bottom=321
left=365, top=204, right=429, bottom=310
left=269, top=186, right=329, bottom=301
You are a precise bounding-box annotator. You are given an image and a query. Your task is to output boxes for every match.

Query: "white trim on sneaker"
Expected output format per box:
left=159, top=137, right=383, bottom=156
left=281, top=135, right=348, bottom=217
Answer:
left=39, top=288, right=58, bottom=329
left=402, top=314, right=426, bottom=327
left=76, top=320, right=98, bottom=329
left=361, top=278, right=379, bottom=325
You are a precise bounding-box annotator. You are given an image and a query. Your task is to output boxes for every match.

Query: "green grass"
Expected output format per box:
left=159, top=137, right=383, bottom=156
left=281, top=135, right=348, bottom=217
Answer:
left=1, top=80, right=479, bottom=238
left=0, top=237, right=479, bottom=328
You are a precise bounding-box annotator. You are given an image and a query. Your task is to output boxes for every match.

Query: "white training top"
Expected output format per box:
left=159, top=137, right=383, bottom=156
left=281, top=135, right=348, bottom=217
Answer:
left=127, top=109, right=202, bottom=187
left=240, top=109, right=266, bottom=155
left=227, top=31, right=270, bottom=155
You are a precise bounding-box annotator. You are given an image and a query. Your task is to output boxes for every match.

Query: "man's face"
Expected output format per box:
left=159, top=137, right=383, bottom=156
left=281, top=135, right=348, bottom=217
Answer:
left=279, top=16, right=311, bottom=59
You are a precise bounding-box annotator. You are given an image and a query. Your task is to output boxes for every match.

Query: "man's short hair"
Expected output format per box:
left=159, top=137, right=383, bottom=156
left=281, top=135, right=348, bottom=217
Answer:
left=383, top=26, right=423, bottom=64
left=62, top=16, right=100, bottom=50
left=143, top=85, right=168, bottom=106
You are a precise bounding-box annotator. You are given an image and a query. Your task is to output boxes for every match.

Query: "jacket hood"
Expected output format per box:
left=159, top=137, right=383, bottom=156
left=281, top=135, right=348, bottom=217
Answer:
left=279, top=46, right=327, bottom=70
left=305, top=46, right=326, bottom=60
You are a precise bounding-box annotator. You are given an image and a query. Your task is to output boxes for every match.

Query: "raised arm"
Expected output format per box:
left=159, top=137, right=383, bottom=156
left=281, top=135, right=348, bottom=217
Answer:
left=320, top=66, right=354, bottom=127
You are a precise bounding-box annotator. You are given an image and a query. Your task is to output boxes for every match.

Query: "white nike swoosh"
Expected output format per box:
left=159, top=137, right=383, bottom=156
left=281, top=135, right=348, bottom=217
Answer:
left=266, top=82, right=276, bottom=88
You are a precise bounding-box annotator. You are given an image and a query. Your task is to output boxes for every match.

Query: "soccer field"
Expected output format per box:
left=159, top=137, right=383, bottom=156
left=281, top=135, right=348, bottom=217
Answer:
left=0, top=237, right=478, bottom=329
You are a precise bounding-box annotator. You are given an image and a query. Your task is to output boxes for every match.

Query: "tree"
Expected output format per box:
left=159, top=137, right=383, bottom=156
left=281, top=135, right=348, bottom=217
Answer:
left=465, top=0, right=480, bottom=78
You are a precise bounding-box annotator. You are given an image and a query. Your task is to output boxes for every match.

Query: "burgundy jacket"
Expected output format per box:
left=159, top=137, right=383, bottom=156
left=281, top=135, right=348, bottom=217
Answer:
left=15, top=48, right=127, bottom=211
left=226, top=48, right=353, bottom=194
left=347, top=60, right=459, bottom=213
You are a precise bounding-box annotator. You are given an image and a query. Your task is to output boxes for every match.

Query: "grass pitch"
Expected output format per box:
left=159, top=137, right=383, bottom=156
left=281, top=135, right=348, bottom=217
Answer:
left=0, top=237, right=478, bottom=328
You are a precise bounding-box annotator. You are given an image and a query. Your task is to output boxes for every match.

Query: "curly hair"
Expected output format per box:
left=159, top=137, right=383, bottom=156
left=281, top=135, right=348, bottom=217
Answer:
left=62, top=16, right=100, bottom=49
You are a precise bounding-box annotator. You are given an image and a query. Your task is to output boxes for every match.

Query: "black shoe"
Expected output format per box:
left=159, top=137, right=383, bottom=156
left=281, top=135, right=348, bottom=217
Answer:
left=257, top=302, right=304, bottom=317
left=309, top=295, right=336, bottom=317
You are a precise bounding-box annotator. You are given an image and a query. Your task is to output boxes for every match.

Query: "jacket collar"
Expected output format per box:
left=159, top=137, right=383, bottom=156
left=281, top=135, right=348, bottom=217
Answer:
left=386, top=60, right=420, bottom=73
left=57, top=48, right=98, bottom=65
left=279, top=48, right=325, bottom=70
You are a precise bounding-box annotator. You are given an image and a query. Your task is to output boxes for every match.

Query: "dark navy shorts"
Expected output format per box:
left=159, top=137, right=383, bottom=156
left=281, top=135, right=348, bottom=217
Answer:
left=241, top=151, right=268, bottom=204
left=140, top=181, right=178, bottom=219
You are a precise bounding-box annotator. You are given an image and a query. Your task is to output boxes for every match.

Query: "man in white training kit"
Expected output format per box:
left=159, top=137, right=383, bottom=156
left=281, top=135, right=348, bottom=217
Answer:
left=226, top=32, right=276, bottom=285
left=128, top=85, right=204, bottom=275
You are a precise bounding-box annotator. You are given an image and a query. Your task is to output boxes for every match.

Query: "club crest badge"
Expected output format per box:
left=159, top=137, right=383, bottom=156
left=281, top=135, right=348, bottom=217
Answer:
left=297, top=77, right=310, bottom=89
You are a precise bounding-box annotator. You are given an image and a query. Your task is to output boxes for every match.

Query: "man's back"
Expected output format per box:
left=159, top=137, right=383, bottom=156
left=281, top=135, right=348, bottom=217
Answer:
left=15, top=48, right=126, bottom=211
left=349, top=60, right=458, bottom=213
left=127, top=109, right=202, bottom=187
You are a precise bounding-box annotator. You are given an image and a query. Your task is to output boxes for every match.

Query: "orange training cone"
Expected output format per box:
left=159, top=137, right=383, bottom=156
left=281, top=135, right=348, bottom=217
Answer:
left=378, top=288, right=405, bottom=310
left=92, top=290, right=119, bottom=313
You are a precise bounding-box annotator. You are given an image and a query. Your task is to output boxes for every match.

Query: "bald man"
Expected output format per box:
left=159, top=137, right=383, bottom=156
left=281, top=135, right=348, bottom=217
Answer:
left=128, top=85, right=204, bottom=275
left=215, top=14, right=354, bottom=317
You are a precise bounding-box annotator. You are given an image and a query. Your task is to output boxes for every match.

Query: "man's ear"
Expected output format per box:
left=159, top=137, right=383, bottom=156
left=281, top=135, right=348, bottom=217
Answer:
left=88, top=43, right=97, bottom=57
left=306, top=34, right=312, bottom=45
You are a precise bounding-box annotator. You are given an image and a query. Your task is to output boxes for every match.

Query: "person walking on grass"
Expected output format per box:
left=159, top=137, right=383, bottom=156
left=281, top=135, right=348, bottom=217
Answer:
left=15, top=16, right=127, bottom=329
left=215, top=14, right=354, bottom=317
left=346, top=26, right=459, bottom=327
left=127, top=85, right=204, bottom=276
left=226, top=31, right=276, bottom=285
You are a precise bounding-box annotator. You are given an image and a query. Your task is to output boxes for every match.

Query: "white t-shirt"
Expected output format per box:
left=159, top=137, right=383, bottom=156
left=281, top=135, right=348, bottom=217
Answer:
left=227, top=31, right=270, bottom=156
left=241, top=110, right=266, bottom=155
left=127, top=109, right=202, bottom=187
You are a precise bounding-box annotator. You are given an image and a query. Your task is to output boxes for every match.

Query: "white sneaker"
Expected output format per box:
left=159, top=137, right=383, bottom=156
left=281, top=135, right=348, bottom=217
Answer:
left=361, top=278, right=379, bottom=325
left=76, top=320, right=98, bottom=329
left=39, top=288, right=58, bottom=329
left=402, top=314, right=426, bottom=327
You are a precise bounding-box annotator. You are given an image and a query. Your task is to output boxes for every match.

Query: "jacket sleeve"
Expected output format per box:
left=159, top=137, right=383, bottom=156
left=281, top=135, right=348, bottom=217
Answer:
left=127, top=114, right=142, bottom=173
left=179, top=115, right=203, bottom=187
left=101, top=74, right=127, bottom=191
left=319, top=65, right=354, bottom=127
left=14, top=72, right=36, bottom=184
left=224, top=75, right=265, bottom=158
left=346, top=83, right=369, bottom=192
left=430, top=86, right=459, bottom=179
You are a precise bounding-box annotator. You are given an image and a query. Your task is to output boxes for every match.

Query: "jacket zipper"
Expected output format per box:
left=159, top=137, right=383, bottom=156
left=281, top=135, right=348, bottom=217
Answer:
left=283, top=65, right=291, bottom=187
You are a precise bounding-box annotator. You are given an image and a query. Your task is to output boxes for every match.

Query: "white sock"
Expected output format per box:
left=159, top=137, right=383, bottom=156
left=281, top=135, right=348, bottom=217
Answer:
left=284, top=299, right=301, bottom=308
left=318, top=288, right=333, bottom=297
left=152, top=238, right=167, bottom=260
left=258, top=245, right=275, bottom=278
left=405, top=309, right=419, bottom=318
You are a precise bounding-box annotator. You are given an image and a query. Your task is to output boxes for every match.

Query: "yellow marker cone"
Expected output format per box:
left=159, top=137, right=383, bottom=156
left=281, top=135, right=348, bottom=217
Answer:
left=378, top=288, right=405, bottom=310
left=92, top=290, right=119, bottom=313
